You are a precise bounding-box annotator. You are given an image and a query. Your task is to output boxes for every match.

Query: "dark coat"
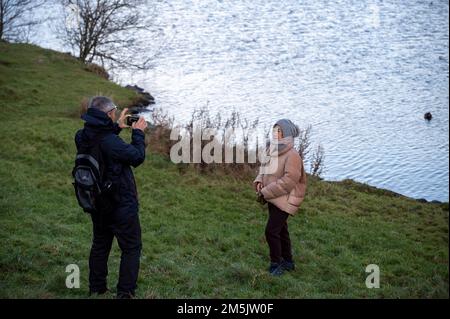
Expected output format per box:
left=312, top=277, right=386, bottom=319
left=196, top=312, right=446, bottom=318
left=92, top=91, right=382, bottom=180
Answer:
left=75, top=108, right=146, bottom=215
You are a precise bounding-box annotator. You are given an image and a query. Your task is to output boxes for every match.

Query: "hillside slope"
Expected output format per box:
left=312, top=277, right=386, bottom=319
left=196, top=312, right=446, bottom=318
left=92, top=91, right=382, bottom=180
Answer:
left=0, top=43, right=448, bottom=298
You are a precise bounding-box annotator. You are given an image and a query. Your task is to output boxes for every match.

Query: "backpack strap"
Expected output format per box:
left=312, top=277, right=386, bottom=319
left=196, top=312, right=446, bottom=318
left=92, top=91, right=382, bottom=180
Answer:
left=76, top=154, right=100, bottom=171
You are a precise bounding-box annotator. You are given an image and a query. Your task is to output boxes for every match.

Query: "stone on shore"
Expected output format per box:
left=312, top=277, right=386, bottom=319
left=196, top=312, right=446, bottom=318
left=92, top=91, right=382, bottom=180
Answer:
left=125, top=84, right=155, bottom=107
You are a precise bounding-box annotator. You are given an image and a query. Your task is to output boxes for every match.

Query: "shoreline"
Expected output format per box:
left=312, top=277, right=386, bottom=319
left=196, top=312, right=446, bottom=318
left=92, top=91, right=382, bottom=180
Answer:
left=123, top=83, right=448, bottom=205
left=15, top=42, right=442, bottom=205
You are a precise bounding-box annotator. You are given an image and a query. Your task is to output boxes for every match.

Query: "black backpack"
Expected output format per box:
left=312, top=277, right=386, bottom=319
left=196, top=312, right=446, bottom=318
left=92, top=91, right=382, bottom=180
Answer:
left=72, top=132, right=112, bottom=214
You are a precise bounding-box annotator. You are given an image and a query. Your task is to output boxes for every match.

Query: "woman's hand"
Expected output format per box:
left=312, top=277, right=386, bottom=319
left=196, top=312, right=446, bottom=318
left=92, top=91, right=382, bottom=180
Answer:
left=254, top=182, right=263, bottom=193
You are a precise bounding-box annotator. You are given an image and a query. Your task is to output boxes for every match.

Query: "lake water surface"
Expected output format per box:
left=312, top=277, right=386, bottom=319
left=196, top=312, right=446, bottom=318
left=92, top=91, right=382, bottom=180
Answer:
left=36, top=0, right=449, bottom=201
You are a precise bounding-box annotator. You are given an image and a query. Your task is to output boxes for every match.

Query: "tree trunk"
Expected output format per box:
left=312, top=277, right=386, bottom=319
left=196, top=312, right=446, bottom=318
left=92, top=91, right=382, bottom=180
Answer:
left=0, top=1, right=4, bottom=41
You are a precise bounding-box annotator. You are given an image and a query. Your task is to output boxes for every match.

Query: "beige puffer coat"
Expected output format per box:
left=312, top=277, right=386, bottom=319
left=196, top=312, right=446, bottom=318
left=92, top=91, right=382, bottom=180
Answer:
left=254, top=143, right=307, bottom=215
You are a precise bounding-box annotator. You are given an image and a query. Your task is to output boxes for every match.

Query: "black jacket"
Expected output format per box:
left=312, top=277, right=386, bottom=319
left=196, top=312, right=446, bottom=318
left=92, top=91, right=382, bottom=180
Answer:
left=75, top=108, right=146, bottom=215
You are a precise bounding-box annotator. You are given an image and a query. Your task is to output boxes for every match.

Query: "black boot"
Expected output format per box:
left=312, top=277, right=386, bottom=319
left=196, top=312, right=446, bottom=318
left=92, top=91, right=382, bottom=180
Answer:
left=89, top=288, right=109, bottom=297
left=116, top=291, right=134, bottom=299
left=281, top=260, right=295, bottom=271
left=268, top=263, right=284, bottom=276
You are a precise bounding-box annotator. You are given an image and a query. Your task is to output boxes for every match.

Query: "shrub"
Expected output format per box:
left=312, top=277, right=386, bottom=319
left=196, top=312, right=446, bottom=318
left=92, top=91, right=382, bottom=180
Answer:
left=83, top=63, right=110, bottom=80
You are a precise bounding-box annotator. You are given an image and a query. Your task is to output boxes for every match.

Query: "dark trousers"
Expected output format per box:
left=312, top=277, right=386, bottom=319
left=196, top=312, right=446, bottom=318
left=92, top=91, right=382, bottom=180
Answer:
left=89, top=209, right=142, bottom=296
left=265, top=203, right=292, bottom=264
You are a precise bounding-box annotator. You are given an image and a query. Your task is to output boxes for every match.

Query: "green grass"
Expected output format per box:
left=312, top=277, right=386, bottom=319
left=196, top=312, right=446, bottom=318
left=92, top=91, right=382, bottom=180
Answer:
left=0, top=43, right=448, bottom=299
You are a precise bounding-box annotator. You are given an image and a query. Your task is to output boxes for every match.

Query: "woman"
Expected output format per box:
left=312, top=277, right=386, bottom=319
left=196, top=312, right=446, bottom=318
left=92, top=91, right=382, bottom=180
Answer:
left=254, top=119, right=307, bottom=276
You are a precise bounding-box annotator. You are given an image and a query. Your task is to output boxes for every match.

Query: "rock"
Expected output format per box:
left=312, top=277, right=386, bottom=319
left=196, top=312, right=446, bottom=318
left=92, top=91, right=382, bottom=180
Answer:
left=125, top=84, right=155, bottom=107
left=125, top=84, right=144, bottom=93
left=125, top=85, right=154, bottom=100
left=141, top=92, right=155, bottom=103
left=129, top=106, right=153, bottom=114
left=417, top=198, right=428, bottom=203
left=424, top=112, right=432, bottom=121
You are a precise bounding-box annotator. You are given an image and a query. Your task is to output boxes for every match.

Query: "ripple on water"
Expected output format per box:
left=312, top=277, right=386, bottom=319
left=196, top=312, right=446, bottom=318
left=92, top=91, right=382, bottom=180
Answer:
left=112, top=0, right=449, bottom=201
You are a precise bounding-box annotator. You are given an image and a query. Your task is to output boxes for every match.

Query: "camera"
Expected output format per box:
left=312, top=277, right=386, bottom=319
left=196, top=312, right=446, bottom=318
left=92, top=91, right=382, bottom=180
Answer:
left=126, top=114, right=141, bottom=126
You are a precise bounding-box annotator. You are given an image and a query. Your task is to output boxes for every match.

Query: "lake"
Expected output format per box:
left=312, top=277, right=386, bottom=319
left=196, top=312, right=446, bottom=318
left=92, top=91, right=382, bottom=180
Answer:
left=36, top=0, right=449, bottom=201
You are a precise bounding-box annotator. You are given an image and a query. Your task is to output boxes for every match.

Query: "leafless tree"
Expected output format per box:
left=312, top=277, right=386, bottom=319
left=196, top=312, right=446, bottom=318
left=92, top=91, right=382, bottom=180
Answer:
left=296, top=124, right=312, bottom=160
left=0, top=0, right=47, bottom=42
left=293, top=124, right=325, bottom=177
left=310, top=143, right=325, bottom=177
left=60, top=0, right=162, bottom=70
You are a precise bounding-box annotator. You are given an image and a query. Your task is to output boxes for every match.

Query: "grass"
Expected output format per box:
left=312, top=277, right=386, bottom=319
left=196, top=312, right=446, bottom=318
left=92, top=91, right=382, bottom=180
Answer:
left=0, top=42, right=448, bottom=299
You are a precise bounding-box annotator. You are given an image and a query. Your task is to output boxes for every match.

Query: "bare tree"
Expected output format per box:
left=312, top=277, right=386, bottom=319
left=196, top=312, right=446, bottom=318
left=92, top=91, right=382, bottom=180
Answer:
left=296, top=124, right=312, bottom=159
left=60, top=0, right=161, bottom=70
left=0, top=0, right=46, bottom=42
left=293, top=124, right=325, bottom=177
left=310, top=143, right=325, bottom=177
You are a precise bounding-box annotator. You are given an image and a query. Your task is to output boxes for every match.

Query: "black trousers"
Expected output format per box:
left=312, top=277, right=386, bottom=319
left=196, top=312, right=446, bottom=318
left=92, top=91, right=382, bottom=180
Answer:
left=89, top=209, right=142, bottom=296
left=265, top=202, right=292, bottom=264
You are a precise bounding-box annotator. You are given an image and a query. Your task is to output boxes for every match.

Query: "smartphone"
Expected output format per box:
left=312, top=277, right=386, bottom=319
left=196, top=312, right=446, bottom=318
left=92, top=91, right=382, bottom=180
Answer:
left=126, top=114, right=141, bottom=126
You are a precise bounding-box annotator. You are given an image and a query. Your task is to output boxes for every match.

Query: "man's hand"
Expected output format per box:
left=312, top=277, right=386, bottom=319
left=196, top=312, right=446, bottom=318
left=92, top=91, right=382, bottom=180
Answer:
left=254, top=182, right=263, bottom=193
left=118, top=108, right=129, bottom=128
left=132, top=116, right=148, bottom=132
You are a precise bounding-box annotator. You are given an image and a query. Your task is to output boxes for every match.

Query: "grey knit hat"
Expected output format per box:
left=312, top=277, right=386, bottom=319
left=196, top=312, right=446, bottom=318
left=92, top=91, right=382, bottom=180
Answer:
left=274, top=119, right=300, bottom=138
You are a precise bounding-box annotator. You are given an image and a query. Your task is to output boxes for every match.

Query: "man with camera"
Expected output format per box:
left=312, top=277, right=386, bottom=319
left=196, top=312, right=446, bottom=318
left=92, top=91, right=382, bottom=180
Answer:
left=74, top=96, right=147, bottom=299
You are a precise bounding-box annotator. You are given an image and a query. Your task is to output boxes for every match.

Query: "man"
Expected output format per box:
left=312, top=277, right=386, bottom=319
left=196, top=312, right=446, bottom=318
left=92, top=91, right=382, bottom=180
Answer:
left=75, top=96, right=147, bottom=298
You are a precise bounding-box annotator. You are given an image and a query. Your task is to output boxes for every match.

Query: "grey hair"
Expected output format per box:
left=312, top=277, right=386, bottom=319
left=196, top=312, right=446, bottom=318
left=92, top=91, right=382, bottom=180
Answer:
left=88, top=96, right=117, bottom=113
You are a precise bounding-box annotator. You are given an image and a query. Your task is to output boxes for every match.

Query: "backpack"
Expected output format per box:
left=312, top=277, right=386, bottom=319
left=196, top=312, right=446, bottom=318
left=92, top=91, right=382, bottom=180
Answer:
left=72, top=132, right=112, bottom=214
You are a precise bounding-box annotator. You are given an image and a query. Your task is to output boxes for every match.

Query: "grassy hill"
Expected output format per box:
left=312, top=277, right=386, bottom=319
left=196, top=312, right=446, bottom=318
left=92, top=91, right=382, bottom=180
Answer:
left=0, top=42, right=448, bottom=298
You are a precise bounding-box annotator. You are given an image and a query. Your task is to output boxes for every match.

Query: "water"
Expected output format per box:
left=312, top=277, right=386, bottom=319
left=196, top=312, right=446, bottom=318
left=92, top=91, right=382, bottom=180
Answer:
left=35, top=0, right=449, bottom=201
